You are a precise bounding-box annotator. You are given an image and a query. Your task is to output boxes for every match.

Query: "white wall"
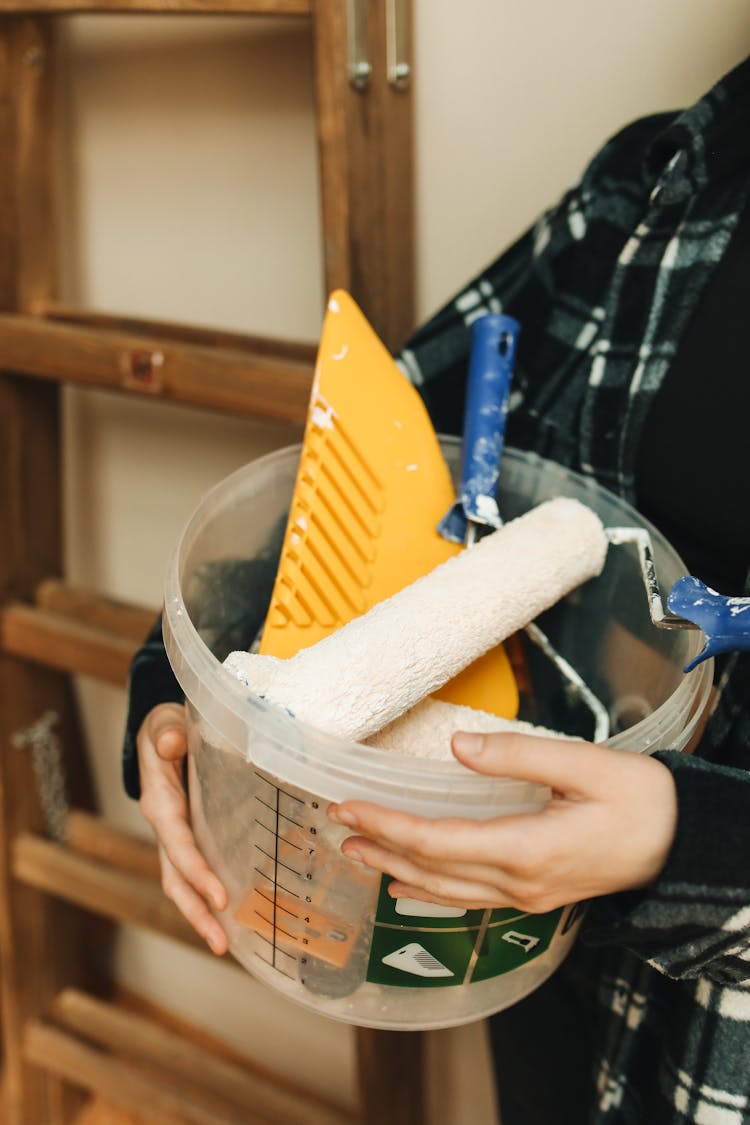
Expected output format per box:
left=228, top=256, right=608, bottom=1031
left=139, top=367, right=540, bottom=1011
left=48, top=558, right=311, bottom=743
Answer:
left=60, top=4, right=750, bottom=1119
left=415, top=1, right=750, bottom=314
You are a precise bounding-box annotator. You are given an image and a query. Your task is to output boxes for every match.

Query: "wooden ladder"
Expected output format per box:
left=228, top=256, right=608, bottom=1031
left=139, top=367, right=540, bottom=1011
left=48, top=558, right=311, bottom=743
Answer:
left=0, top=4, right=423, bottom=1122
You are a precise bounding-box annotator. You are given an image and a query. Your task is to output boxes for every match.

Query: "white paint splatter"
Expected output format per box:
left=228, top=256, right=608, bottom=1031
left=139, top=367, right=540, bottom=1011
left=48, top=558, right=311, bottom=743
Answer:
left=475, top=494, right=500, bottom=521
left=311, top=395, right=336, bottom=430
left=311, top=361, right=322, bottom=398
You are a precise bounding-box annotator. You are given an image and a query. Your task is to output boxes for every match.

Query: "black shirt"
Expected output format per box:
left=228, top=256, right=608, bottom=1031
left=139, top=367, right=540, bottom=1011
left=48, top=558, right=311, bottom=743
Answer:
left=636, top=197, right=750, bottom=594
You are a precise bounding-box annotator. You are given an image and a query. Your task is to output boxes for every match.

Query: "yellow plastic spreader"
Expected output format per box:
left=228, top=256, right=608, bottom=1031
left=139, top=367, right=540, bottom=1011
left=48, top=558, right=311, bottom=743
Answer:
left=260, top=290, right=519, bottom=719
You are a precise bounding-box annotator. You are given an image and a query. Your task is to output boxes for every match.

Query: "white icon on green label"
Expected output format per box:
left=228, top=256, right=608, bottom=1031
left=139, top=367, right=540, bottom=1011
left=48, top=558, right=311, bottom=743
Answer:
left=367, top=877, right=565, bottom=987
left=394, top=898, right=467, bottom=919
left=501, top=930, right=541, bottom=954
left=382, top=942, right=455, bottom=978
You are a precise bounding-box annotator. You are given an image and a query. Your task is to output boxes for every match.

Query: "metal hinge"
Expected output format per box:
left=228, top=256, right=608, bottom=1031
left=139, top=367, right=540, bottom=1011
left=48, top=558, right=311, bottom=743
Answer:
left=386, top=0, right=411, bottom=89
left=347, top=0, right=411, bottom=91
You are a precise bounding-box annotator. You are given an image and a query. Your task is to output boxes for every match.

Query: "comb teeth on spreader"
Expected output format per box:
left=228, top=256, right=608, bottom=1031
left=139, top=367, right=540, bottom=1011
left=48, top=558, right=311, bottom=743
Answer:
left=267, top=395, right=383, bottom=632
left=260, top=290, right=519, bottom=719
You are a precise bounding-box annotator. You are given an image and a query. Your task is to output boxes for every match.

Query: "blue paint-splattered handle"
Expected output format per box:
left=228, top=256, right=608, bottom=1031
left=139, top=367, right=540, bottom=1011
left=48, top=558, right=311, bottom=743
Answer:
left=438, top=313, right=521, bottom=544
left=667, top=575, right=750, bottom=671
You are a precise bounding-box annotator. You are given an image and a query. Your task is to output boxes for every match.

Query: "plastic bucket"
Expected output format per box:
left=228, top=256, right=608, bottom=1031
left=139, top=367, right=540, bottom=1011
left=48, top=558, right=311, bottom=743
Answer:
left=163, top=442, right=712, bottom=1030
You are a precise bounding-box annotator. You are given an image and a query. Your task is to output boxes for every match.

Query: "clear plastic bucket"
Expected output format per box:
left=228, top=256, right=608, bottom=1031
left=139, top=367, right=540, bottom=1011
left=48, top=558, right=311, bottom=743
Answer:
left=163, top=442, right=712, bottom=1030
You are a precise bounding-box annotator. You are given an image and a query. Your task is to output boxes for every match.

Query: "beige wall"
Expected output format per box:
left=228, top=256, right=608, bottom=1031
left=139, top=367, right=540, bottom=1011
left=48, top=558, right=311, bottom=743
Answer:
left=60, top=4, right=750, bottom=1120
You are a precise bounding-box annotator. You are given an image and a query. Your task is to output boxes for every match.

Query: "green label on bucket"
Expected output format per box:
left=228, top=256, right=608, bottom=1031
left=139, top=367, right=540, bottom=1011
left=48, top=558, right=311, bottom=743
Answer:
left=365, top=877, right=564, bottom=988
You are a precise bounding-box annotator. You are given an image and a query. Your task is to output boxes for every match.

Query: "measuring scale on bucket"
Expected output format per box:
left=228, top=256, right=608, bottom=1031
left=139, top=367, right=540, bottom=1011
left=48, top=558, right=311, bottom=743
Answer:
left=228, top=768, right=372, bottom=989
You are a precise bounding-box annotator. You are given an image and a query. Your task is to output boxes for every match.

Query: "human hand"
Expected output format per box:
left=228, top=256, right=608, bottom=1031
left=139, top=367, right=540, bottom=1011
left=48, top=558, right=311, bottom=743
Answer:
left=327, top=731, right=678, bottom=913
left=137, top=702, right=228, bottom=953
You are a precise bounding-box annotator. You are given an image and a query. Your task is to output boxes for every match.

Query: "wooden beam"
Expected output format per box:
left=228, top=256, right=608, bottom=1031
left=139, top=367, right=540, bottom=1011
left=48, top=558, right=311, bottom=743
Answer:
left=2, top=581, right=158, bottom=684
left=1, top=603, right=139, bottom=686
left=23, top=1021, right=242, bottom=1125
left=66, top=809, right=161, bottom=882
left=0, top=313, right=313, bottom=423
left=35, top=579, right=156, bottom=644
left=312, top=0, right=415, bottom=352
left=0, top=0, right=311, bottom=13
left=355, top=1026, right=426, bottom=1125
left=37, top=301, right=318, bottom=365
left=0, top=17, right=58, bottom=313
left=13, top=831, right=205, bottom=950
left=0, top=18, right=96, bottom=1123
left=2, top=572, right=161, bottom=681
left=54, top=989, right=353, bottom=1125
left=56, top=816, right=425, bottom=1125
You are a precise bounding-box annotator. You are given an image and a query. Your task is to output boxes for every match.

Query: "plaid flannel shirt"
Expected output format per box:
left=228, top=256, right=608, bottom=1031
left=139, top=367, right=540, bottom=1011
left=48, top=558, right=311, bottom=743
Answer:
left=400, top=56, right=750, bottom=1125
left=124, top=55, right=750, bottom=1125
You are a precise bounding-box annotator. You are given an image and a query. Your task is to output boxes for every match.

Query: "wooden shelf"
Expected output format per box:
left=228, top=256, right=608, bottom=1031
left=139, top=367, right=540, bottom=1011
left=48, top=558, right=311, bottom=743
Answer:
left=25, top=1017, right=351, bottom=1125
left=35, top=579, right=158, bottom=644
left=66, top=809, right=161, bottom=881
left=51, top=989, right=354, bottom=1125
left=0, top=313, right=314, bottom=424
left=15, top=817, right=357, bottom=1120
left=0, top=1, right=312, bottom=14
left=1, top=582, right=156, bottom=686
left=14, top=830, right=203, bottom=949
left=2, top=604, right=142, bottom=686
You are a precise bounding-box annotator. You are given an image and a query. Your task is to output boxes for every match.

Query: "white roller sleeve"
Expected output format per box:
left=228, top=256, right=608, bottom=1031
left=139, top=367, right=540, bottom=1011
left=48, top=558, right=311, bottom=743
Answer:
left=223, top=497, right=608, bottom=742
left=366, top=698, right=572, bottom=760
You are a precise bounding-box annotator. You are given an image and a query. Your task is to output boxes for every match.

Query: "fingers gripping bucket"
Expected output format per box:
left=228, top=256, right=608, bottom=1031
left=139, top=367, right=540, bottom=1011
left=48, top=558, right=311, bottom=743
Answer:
left=163, top=442, right=712, bottom=1031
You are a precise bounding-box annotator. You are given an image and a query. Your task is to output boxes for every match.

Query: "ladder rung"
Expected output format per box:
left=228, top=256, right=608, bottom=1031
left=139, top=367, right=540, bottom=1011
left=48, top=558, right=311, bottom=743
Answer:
left=1, top=602, right=138, bottom=686
left=66, top=809, right=162, bottom=882
left=13, top=831, right=204, bottom=949
left=36, top=578, right=157, bottom=643
left=0, top=0, right=312, bottom=14
left=23, top=1020, right=243, bottom=1125
left=39, top=302, right=318, bottom=366
left=0, top=312, right=312, bottom=424
left=53, top=989, right=353, bottom=1125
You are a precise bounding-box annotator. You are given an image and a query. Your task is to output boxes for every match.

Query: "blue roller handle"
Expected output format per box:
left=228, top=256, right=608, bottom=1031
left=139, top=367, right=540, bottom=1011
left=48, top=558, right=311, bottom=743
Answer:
left=438, top=313, right=521, bottom=544
left=667, top=576, right=750, bottom=671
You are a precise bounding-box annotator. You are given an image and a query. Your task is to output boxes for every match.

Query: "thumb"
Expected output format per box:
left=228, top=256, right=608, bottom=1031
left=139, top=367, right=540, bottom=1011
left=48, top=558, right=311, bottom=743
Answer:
left=155, top=726, right=188, bottom=762
left=451, top=729, right=607, bottom=794
left=142, top=703, right=188, bottom=762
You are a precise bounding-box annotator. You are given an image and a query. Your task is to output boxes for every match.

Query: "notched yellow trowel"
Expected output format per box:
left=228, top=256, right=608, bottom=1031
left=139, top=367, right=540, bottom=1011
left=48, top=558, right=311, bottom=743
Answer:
left=259, top=290, right=519, bottom=719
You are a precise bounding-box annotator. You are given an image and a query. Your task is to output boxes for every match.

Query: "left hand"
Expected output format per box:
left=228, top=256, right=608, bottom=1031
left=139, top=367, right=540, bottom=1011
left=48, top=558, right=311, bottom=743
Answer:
left=137, top=703, right=228, bottom=954
left=327, top=731, right=678, bottom=913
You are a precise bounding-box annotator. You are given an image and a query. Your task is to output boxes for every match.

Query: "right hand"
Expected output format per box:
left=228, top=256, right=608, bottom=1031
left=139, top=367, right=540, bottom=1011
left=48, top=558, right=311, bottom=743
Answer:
left=137, top=703, right=228, bottom=954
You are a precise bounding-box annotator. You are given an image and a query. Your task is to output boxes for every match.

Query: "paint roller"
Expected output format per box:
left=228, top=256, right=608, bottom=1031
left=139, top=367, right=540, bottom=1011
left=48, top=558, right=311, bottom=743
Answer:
left=366, top=697, right=573, bottom=759
left=224, top=496, right=608, bottom=742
